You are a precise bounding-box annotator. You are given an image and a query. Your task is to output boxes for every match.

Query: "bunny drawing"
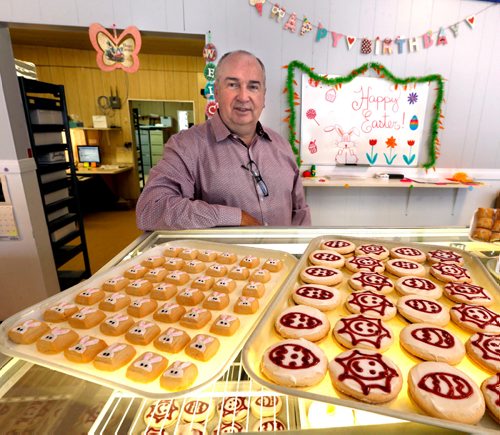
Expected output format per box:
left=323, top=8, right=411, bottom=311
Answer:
left=159, top=328, right=184, bottom=344
left=164, top=361, right=192, bottom=378
left=191, top=335, right=214, bottom=352
left=134, top=352, right=163, bottom=372
left=70, top=336, right=100, bottom=353
left=99, top=343, right=127, bottom=359
left=41, top=327, right=70, bottom=342
left=324, top=124, right=360, bottom=164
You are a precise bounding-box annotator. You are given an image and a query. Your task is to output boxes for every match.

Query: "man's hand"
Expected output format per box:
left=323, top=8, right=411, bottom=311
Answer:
left=240, top=210, right=262, bottom=226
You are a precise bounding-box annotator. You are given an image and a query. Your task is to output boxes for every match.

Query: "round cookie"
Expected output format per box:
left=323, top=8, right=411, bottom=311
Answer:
left=176, top=422, right=207, bottom=434
left=308, top=250, right=345, bottom=268
left=212, top=422, right=243, bottom=434
left=399, top=323, right=465, bottom=365
left=182, top=398, right=215, bottom=423
left=450, top=303, right=500, bottom=334
left=250, top=395, right=282, bottom=418
left=261, top=338, right=327, bottom=387
left=217, top=397, right=248, bottom=423
left=291, top=284, right=342, bottom=312
left=299, top=265, right=343, bottom=286
left=481, top=374, right=500, bottom=424
left=466, top=333, right=500, bottom=373
left=328, top=348, right=402, bottom=403
left=333, top=314, right=394, bottom=352
left=345, top=291, right=397, bottom=321
left=275, top=304, right=330, bottom=342
left=443, top=282, right=494, bottom=306
left=408, top=361, right=485, bottom=425
left=390, top=246, right=426, bottom=263
left=397, top=295, right=450, bottom=326
left=345, top=256, right=385, bottom=274
left=252, top=417, right=286, bottom=432
left=354, top=244, right=390, bottom=260
left=348, top=272, right=394, bottom=294
left=427, top=249, right=464, bottom=265
left=321, top=239, right=356, bottom=255
left=395, top=276, right=442, bottom=299
left=430, top=262, right=472, bottom=283
left=144, top=399, right=179, bottom=429
left=385, top=259, right=426, bottom=278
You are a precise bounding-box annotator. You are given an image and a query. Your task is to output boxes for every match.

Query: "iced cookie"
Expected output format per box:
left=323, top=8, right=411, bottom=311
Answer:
left=150, top=283, right=177, bottom=300
left=206, top=263, right=228, bottom=277
left=481, top=374, right=500, bottom=424
left=127, top=297, right=158, bottom=318
left=164, top=270, right=190, bottom=285
left=300, top=265, right=343, bottom=286
left=443, top=282, right=494, bottom=306
left=430, top=262, right=471, bottom=283
left=98, top=293, right=131, bottom=312
left=210, top=314, right=240, bottom=336
left=321, top=239, right=356, bottom=255
left=228, top=266, right=250, bottom=280
left=329, top=348, right=402, bottom=403
left=126, top=279, right=153, bottom=296
left=160, top=361, right=198, bottom=391
left=203, top=291, right=230, bottom=310
left=154, top=327, right=190, bottom=353
left=386, top=259, right=426, bottom=277
left=164, top=257, right=185, bottom=271
left=144, top=267, right=169, bottom=283
left=185, top=334, right=220, bottom=361
left=141, top=255, right=165, bottom=268
left=217, top=397, right=248, bottom=423
left=102, top=276, right=129, bottom=292
left=217, top=251, right=237, bottom=264
left=345, top=256, right=385, bottom=274
left=395, top=276, right=442, bottom=299
left=390, top=246, right=426, bottom=263
left=68, top=307, right=106, bottom=329
left=261, top=338, right=327, bottom=387
left=252, top=417, right=286, bottom=432
left=408, top=361, right=485, bottom=425
left=308, top=250, right=345, bottom=269
left=355, top=244, right=390, bottom=260
left=250, top=268, right=272, bottom=283
left=275, top=304, right=330, bottom=342
left=345, top=291, right=397, bottom=321
left=242, top=281, right=266, bottom=298
left=64, top=335, right=107, bottom=363
left=239, top=255, right=260, bottom=269
left=212, top=277, right=236, bottom=293
left=36, top=327, right=79, bottom=354
left=397, top=295, right=450, bottom=326
left=198, top=249, right=218, bottom=262
left=291, top=284, right=341, bottom=311
left=333, top=314, right=394, bottom=352
left=8, top=319, right=50, bottom=344
left=180, top=307, right=212, bottom=329
left=100, top=313, right=134, bottom=336
left=213, top=422, right=243, bottom=434
left=183, top=260, right=206, bottom=274
left=143, top=399, right=180, bottom=429
left=250, top=395, right=282, bottom=418
left=182, top=398, right=215, bottom=423
left=400, top=323, right=465, bottom=365
left=75, top=287, right=105, bottom=305
left=348, top=272, right=394, bottom=294
left=427, top=249, right=464, bottom=265
left=234, top=296, right=259, bottom=314
left=178, top=248, right=199, bottom=260
left=93, top=343, right=136, bottom=371
left=126, top=351, right=168, bottom=383
left=450, top=303, right=500, bottom=334
left=466, top=332, right=500, bottom=373
left=125, top=320, right=161, bottom=345
left=176, top=288, right=205, bottom=306
left=164, top=246, right=183, bottom=257
left=262, top=258, right=283, bottom=272
left=124, top=264, right=149, bottom=279
left=153, top=302, right=186, bottom=323
left=191, top=275, right=215, bottom=292
left=43, top=302, right=78, bottom=322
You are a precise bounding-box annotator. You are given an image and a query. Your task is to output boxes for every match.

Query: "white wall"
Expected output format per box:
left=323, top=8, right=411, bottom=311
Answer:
left=1, top=0, right=499, bottom=226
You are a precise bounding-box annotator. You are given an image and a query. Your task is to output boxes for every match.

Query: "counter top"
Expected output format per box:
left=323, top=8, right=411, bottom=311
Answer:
left=301, top=176, right=473, bottom=188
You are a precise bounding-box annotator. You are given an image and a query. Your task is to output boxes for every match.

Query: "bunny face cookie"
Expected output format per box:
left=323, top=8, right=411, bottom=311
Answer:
left=93, top=343, right=136, bottom=371
left=185, top=334, right=220, bottom=361
left=8, top=319, right=50, bottom=344
left=126, top=351, right=168, bottom=383
left=154, top=327, right=190, bottom=353
left=36, top=327, right=79, bottom=354
left=100, top=313, right=134, bottom=336
left=160, top=361, right=198, bottom=391
left=64, top=335, right=107, bottom=363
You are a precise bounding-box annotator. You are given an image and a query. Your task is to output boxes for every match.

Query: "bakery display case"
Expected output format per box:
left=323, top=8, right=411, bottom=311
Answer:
left=0, top=227, right=498, bottom=434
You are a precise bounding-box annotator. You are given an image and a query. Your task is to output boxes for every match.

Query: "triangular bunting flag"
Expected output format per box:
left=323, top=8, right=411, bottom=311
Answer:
left=465, top=15, right=475, bottom=29
left=346, top=35, right=357, bottom=50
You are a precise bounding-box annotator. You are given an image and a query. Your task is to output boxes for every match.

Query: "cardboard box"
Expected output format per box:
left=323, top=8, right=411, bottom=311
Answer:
left=92, top=115, right=108, bottom=128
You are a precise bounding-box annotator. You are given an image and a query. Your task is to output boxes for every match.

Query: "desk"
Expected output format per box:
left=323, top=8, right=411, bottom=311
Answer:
left=75, top=165, right=133, bottom=176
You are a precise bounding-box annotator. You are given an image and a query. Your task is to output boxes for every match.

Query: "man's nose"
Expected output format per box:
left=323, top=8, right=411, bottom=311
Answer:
left=237, top=86, right=250, bottom=101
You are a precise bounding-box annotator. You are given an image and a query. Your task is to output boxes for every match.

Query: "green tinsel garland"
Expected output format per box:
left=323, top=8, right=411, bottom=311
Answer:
left=286, top=61, right=445, bottom=169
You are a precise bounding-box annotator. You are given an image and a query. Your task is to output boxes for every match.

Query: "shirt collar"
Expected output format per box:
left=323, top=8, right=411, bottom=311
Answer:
left=210, top=111, right=272, bottom=143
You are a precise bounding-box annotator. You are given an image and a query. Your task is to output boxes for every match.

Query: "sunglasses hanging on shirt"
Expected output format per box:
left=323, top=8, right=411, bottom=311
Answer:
left=241, top=159, right=269, bottom=197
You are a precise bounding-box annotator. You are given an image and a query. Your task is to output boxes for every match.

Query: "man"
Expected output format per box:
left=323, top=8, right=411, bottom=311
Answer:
left=136, top=50, right=311, bottom=230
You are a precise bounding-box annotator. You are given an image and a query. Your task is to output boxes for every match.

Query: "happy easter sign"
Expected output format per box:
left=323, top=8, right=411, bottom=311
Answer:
left=300, top=74, right=430, bottom=167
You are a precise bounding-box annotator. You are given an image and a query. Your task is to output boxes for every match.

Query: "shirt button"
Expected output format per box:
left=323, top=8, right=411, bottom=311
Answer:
left=260, top=198, right=263, bottom=202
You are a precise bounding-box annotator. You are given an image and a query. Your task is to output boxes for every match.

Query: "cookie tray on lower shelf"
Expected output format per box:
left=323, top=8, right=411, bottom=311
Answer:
left=0, top=240, right=297, bottom=399
left=242, top=235, right=500, bottom=434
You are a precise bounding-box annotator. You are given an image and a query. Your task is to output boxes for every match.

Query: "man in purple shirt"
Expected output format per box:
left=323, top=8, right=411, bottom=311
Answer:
left=136, top=50, right=311, bottom=230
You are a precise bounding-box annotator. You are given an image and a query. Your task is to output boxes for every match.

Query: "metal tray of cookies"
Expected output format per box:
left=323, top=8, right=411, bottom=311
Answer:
left=242, top=235, right=500, bottom=433
left=0, top=240, right=297, bottom=399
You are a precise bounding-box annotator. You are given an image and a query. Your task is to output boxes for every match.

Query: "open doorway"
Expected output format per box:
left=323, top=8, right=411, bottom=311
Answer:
left=129, top=99, right=195, bottom=189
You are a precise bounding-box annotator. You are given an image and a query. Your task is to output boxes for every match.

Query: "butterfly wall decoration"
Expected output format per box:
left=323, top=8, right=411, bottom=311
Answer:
left=89, top=23, right=142, bottom=73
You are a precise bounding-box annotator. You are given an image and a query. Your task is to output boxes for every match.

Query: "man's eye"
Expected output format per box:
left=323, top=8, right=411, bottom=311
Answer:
left=249, top=84, right=260, bottom=91
left=228, top=82, right=238, bottom=88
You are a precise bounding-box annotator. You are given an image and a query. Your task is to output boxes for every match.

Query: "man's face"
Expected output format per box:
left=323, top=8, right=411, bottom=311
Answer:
left=214, top=53, right=266, bottom=139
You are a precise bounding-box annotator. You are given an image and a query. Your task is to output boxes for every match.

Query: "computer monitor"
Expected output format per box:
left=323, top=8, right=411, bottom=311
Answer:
left=77, top=145, right=101, bottom=165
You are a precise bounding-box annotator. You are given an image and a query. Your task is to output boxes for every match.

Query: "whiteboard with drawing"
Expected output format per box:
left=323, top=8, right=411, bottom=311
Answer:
left=300, top=74, right=430, bottom=167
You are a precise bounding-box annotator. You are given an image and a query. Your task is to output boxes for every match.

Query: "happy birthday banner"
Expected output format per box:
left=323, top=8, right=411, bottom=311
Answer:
left=249, top=0, right=498, bottom=54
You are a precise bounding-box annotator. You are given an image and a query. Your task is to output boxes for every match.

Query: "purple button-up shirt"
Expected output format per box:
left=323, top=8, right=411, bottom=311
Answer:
left=136, top=112, right=311, bottom=230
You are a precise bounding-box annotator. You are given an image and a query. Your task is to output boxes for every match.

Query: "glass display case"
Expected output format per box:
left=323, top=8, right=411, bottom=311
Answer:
left=0, top=227, right=498, bottom=434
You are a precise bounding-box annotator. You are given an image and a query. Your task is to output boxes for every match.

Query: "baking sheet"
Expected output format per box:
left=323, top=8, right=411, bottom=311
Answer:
left=0, top=240, right=296, bottom=399
left=242, top=235, right=500, bottom=433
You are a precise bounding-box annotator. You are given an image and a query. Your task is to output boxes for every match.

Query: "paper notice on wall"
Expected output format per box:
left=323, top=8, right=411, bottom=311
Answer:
left=300, top=74, right=430, bottom=167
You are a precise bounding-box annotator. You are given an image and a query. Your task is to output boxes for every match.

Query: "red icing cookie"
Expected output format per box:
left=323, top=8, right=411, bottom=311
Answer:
left=345, top=291, right=397, bottom=321
left=143, top=399, right=180, bottom=428
left=299, top=265, right=343, bottom=286
left=348, top=272, right=394, bottom=294
left=397, top=295, right=450, bottom=326
left=466, top=332, right=500, bottom=373
left=450, top=303, right=500, bottom=334
left=321, top=239, right=356, bottom=254
left=443, top=282, right=494, bottom=306
left=354, top=244, right=390, bottom=260
left=427, top=249, right=464, bottom=265
left=275, top=304, right=330, bottom=342
left=390, top=246, right=426, bottom=263
left=345, top=256, right=385, bottom=274
left=430, top=262, right=471, bottom=283
left=291, top=284, right=342, bottom=311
